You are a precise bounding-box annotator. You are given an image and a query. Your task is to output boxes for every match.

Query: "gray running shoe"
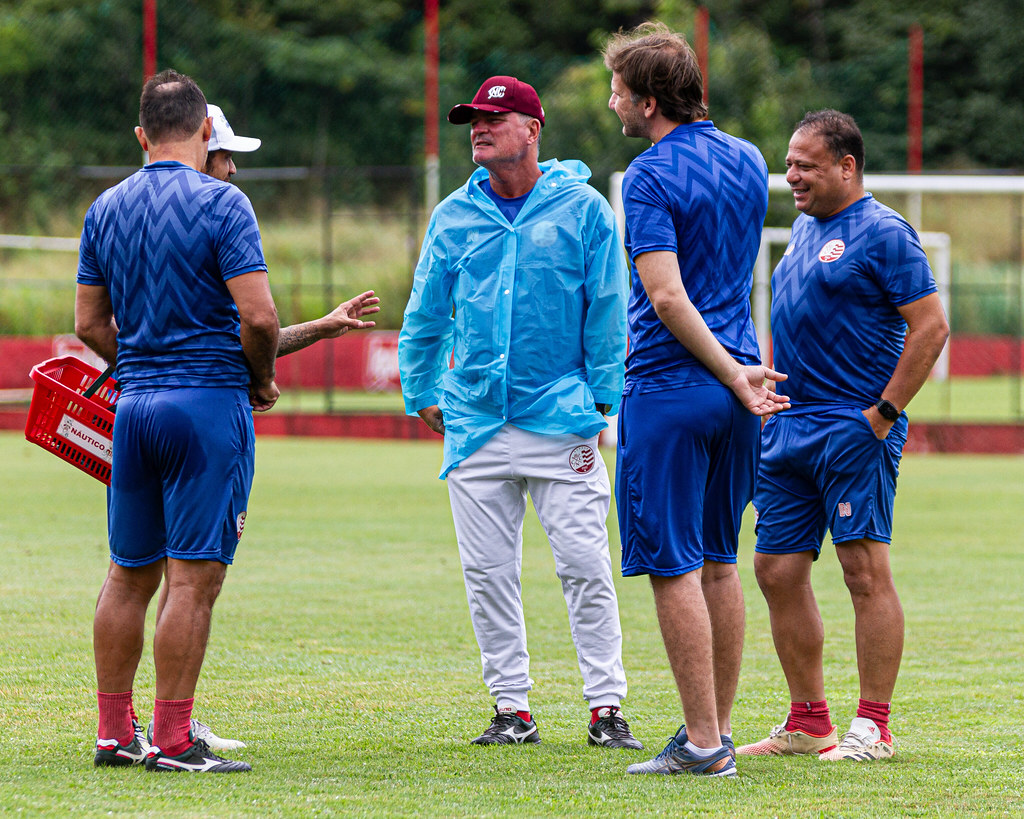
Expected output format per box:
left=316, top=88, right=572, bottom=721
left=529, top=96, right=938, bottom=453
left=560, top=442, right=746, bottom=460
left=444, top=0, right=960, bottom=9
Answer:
left=627, top=725, right=736, bottom=777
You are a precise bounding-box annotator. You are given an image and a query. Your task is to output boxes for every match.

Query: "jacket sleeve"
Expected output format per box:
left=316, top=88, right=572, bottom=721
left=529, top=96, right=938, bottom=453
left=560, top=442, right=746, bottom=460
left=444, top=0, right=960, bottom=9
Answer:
left=581, top=195, right=628, bottom=415
left=398, top=210, right=455, bottom=415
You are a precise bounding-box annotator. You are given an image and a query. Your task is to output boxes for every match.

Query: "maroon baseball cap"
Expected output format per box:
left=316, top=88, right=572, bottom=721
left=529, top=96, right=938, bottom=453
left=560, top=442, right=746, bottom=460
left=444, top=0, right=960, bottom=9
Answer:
left=447, top=76, right=545, bottom=127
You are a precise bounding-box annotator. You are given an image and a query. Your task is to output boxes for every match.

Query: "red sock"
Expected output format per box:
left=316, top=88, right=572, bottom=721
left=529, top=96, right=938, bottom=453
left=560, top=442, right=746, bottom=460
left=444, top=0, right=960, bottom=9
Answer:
left=785, top=700, right=833, bottom=736
left=857, top=698, right=892, bottom=743
left=516, top=710, right=532, bottom=723
left=152, top=697, right=195, bottom=757
left=97, top=691, right=135, bottom=746
left=590, top=706, right=619, bottom=725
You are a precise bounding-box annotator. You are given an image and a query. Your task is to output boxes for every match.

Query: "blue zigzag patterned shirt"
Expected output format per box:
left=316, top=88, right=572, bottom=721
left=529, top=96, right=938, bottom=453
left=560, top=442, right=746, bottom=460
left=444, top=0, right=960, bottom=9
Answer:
left=621, top=120, right=768, bottom=391
left=77, top=161, right=267, bottom=391
left=771, top=194, right=937, bottom=411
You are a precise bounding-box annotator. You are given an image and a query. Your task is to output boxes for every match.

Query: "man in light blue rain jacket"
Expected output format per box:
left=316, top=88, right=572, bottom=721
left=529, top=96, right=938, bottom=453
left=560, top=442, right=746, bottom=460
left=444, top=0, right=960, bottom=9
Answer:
left=398, top=75, right=641, bottom=750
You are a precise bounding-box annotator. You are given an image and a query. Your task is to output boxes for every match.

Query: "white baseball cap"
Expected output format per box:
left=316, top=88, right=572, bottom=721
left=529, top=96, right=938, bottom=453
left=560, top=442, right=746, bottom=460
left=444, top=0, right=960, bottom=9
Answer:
left=207, top=104, right=261, bottom=152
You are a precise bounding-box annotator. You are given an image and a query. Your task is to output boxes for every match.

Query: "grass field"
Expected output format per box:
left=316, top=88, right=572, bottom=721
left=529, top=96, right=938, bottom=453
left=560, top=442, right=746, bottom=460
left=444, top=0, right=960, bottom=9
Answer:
left=2, top=431, right=1023, bottom=816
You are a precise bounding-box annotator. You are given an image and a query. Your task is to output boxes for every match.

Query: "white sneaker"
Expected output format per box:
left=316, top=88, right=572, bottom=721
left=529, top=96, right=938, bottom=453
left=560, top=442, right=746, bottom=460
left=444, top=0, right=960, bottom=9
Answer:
left=147, top=718, right=246, bottom=753
left=818, top=717, right=895, bottom=761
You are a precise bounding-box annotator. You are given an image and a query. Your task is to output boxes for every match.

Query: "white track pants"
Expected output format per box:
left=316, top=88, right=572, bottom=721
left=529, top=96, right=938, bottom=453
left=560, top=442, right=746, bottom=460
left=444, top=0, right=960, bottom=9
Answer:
left=447, top=424, right=627, bottom=712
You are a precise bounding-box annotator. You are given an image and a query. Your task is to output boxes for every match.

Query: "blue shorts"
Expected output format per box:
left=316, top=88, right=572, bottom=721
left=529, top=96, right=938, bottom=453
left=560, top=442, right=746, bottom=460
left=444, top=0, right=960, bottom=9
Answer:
left=616, top=384, right=761, bottom=577
left=753, top=408, right=907, bottom=558
left=107, top=387, right=255, bottom=567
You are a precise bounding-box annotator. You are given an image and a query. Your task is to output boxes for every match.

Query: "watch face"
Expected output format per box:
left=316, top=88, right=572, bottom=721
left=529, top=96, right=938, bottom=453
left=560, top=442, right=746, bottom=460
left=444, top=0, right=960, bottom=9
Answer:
left=877, top=400, right=899, bottom=421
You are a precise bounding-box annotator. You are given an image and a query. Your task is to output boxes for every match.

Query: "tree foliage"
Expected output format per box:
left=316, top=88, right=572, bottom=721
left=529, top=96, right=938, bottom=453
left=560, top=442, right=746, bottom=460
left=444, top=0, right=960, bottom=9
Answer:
left=0, top=0, right=1022, bottom=229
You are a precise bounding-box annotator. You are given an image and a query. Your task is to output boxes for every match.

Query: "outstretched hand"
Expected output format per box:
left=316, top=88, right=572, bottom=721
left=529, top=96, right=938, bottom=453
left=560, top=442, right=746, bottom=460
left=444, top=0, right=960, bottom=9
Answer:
left=728, top=365, right=791, bottom=416
left=319, top=290, right=381, bottom=338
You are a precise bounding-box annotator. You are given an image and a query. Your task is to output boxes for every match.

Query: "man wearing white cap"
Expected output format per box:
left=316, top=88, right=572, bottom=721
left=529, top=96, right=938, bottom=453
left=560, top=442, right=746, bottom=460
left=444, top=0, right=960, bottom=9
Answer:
left=204, top=104, right=262, bottom=182
left=201, top=102, right=380, bottom=355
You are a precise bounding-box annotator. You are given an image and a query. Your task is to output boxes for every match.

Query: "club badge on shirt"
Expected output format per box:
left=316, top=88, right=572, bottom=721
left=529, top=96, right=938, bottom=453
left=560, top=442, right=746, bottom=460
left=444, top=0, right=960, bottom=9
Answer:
left=818, top=239, right=846, bottom=262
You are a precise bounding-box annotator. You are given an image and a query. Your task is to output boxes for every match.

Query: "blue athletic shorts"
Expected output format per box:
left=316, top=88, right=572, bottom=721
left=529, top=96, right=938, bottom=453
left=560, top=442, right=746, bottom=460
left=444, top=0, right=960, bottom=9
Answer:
left=107, top=387, right=255, bottom=567
left=616, top=384, right=761, bottom=577
left=752, top=407, right=907, bottom=558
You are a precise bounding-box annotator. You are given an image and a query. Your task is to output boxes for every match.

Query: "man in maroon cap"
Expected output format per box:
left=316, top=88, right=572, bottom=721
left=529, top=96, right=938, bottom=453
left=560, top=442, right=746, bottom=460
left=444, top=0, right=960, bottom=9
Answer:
left=399, top=77, right=641, bottom=750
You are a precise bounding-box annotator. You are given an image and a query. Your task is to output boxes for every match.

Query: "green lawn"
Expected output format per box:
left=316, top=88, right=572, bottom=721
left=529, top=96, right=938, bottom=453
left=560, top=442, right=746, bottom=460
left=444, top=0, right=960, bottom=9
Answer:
left=1, top=432, right=1023, bottom=816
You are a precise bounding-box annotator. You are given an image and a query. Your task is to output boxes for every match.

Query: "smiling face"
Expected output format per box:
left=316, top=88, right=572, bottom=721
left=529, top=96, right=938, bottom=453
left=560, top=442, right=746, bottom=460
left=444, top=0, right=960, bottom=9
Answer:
left=469, top=111, right=537, bottom=169
left=608, top=72, right=649, bottom=139
left=785, top=128, right=860, bottom=218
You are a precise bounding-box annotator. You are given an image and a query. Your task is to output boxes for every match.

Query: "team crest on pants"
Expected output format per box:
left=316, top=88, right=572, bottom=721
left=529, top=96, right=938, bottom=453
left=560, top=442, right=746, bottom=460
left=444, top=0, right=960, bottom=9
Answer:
left=236, top=511, right=247, bottom=540
left=568, top=445, right=595, bottom=474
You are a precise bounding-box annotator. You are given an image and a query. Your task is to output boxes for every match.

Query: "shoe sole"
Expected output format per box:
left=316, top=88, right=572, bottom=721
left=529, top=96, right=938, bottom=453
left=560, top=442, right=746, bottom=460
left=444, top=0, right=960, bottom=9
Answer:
left=819, top=745, right=895, bottom=762
left=471, top=736, right=541, bottom=745
left=94, top=753, right=144, bottom=767
left=146, top=759, right=252, bottom=772
left=587, top=734, right=644, bottom=749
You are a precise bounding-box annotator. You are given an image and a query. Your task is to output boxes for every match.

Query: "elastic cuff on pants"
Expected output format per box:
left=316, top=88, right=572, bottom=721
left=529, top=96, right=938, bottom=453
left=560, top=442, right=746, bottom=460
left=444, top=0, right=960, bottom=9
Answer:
left=587, top=698, right=622, bottom=711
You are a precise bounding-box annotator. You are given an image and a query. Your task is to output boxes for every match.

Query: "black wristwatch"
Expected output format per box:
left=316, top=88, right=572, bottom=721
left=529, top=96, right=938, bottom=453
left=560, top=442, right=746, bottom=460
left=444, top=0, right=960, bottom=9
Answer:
left=874, top=399, right=900, bottom=422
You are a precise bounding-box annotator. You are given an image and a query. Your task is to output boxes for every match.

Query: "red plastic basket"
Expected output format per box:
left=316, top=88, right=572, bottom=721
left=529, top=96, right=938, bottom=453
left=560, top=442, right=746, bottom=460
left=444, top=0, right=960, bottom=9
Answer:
left=24, top=356, right=120, bottom=485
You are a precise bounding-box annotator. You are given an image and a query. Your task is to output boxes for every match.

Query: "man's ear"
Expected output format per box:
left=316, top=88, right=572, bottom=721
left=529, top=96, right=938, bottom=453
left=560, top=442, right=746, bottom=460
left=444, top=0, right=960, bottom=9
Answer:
left=134, top=126, right=149, bottom=152
left=527, top=118, right=541, bottom=145
left=840, top=154, right=857, bottom=180
left=643, top=96, right=658, bottom=120
left=202, top=116, right=212, bottom=144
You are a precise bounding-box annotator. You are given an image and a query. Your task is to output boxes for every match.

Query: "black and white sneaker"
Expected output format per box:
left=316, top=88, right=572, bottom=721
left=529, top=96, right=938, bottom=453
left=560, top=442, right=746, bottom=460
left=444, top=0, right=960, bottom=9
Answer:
left=144, top=731, right=251, bottom=773
left=470, top=706, right=541, bottom=745
left=587, top=707, right=644, bottom=749
left=94, top=719, right=150, bottom=767
left=147, top=717, right=246, bottom=753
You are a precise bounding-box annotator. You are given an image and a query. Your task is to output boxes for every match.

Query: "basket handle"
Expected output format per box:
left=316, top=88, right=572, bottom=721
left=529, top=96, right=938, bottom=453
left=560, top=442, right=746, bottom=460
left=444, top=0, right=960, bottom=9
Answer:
left=83, top=363, right=116, bottom=399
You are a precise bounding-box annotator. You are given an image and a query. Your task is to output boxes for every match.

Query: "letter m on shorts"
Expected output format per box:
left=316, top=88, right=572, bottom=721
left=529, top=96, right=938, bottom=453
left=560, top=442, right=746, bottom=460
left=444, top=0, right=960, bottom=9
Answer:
left=838, top=502, right=852, bottom=518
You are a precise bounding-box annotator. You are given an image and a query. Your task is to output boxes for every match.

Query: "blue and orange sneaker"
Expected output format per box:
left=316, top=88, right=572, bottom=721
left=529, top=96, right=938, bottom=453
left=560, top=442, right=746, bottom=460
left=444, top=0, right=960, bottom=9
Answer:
left=627, top=725, right=736, bottom=777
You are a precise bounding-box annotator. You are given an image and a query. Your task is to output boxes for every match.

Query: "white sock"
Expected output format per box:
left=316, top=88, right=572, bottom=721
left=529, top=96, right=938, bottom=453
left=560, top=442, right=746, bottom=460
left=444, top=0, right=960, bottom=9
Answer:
left=684, top=740, right=722, bottom=759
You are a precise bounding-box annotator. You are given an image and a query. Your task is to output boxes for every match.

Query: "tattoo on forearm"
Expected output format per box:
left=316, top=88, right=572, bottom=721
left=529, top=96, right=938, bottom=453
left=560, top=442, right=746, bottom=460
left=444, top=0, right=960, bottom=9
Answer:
left=277, top=322, right=321, bottom=357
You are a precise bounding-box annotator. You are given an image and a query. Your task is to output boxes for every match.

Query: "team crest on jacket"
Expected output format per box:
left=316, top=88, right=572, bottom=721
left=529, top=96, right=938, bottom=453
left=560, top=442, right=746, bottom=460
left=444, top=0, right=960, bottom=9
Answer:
left=818, top=239, right=846, bottom=262
left=569, top=445, right=596, bottom=474
left=236, top=511, right=247, bottom=540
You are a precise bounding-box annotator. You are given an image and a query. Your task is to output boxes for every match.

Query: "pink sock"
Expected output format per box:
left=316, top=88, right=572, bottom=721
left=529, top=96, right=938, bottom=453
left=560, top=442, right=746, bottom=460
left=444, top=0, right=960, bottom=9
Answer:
left=152, top=697, right=195, bottom=757
left=97, top=691, right=135, bottom=746
left=857, top=698, right=892, bottom=743
left=785, top=700, right=833, bottom=737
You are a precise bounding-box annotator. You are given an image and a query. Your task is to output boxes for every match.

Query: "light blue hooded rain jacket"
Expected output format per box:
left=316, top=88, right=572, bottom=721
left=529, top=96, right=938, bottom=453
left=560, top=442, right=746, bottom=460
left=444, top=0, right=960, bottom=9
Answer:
left=398, top=159, right=628, bottom=478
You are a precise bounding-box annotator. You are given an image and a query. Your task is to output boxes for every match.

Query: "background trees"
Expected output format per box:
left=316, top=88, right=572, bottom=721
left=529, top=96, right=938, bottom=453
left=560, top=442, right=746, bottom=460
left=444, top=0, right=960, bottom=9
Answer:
left=1, top=0, right=1022, bottom=227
